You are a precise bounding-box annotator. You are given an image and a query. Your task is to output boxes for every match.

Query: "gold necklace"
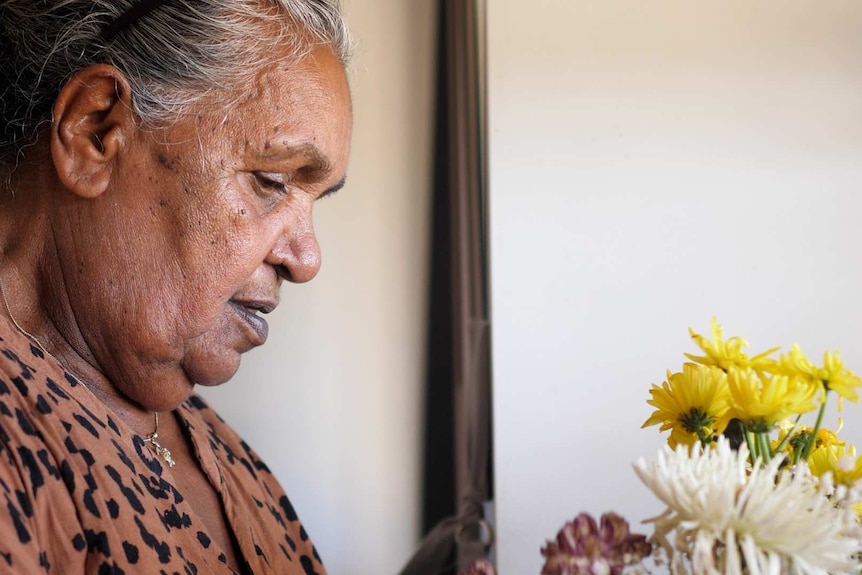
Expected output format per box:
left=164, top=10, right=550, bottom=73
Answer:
left=0, top=271, right=175, bottom=468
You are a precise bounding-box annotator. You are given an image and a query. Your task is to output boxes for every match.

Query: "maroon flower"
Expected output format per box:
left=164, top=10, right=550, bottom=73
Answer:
left=458, top=559, right=497, bottom=575
left=540, top=512, right=651, bottom=575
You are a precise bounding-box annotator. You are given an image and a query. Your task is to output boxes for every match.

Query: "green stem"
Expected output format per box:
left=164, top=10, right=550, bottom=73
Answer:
left=744, top=430, right=756, bottom=466
left=801, top=392, right=829, bottom=461
left=792, top=446, right=802, bottom=465
left=757, top=432, right=771, bottom=463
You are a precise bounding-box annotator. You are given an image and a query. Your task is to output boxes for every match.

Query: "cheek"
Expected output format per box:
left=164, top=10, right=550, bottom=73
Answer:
left=163, top=171, right=291, bottom=326
left=176, top=211, right=275, bottom=306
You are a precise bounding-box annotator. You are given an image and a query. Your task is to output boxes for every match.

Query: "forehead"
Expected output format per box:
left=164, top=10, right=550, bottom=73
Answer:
left=249, top=48, right=346, bottom=114
left=192, top=45, right=352, bottom=166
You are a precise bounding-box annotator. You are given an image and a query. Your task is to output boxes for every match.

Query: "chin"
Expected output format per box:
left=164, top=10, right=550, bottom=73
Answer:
left=181, top=350, right=242, bottom=388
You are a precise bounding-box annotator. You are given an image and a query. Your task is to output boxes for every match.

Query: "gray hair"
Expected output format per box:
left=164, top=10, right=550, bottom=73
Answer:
left=0, top=0, right=352, bottom=165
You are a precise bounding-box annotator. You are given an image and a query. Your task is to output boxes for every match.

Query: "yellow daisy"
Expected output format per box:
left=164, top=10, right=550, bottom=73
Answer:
left=778, top=345, right=862, bottom=404
left=726, top=367, right=817, bottom=431
left=643, top=363, right=730, bottom=448
left=808, top=444, right=862, bottom=487
left=685, top=317, right=779, bottom=373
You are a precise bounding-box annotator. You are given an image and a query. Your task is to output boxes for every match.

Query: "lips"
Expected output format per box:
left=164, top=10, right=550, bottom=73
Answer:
left=230, top=299, right=275, bottom=345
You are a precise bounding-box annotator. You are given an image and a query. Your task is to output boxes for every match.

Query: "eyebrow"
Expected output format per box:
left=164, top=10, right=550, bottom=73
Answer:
left=261, top=142, right=331, bottom=171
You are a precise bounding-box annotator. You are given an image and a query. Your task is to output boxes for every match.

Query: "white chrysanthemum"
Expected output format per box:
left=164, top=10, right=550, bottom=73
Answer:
left=633, top=438, right=862, bottom=575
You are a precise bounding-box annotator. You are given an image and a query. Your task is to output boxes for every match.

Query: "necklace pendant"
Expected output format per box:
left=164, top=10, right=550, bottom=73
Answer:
left=144, top=433, right=176, bottom=468
left=156, top=445, right=176, bottom=468
left=143, top=412, right=175, bottom=468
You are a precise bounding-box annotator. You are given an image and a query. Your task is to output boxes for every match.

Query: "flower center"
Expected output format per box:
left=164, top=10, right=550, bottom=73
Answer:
left=679, top=407, right=713, bottom=434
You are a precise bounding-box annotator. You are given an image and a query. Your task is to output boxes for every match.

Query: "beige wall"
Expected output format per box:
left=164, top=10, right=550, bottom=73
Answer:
left=489, top=1, right=862, bottom=573
left=201, top=1, right=436, bottom=573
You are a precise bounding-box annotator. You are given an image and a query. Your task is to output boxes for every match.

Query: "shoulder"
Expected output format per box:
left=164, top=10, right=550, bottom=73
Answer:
left=0, top=314, right=77, bottom=411
left=0, top=317, right=85, bottom=571
left=0, top=313, right=77, bottom=460
left=0, top=313, right=99, bottom=453
left=0, top=318, right=54, bottom=398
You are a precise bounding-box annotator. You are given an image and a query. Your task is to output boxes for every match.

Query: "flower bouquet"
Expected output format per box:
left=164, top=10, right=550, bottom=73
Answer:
left=463, top=319, right=862, bottom=575
left=554, top=319, right=862, bottom=575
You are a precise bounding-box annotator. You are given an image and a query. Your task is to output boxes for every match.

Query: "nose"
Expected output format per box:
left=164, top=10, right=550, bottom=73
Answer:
left=267, top=224, right=322, bottom=283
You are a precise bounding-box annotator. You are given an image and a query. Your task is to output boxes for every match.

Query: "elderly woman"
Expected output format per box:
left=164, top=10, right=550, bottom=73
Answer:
left=0, top=0, right=351, bottom=573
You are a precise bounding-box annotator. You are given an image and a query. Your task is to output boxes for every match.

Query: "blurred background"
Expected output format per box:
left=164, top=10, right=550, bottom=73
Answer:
left=203, top=1, right=862, bottom=573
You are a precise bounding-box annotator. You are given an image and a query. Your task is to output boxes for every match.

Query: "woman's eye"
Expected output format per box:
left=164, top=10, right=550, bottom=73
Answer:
left=253, top=172, right=289, bottom=195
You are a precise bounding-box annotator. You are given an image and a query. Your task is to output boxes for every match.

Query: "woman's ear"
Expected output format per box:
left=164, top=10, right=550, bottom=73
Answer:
left=50, top=64, right=135, bottom=199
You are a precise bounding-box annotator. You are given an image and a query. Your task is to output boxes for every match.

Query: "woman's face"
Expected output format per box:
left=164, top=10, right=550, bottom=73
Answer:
left=59, top=45, right=352, bottom=411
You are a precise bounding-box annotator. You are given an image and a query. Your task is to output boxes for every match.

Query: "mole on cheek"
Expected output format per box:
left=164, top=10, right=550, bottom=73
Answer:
left=157, top=154, right=181, bottom=171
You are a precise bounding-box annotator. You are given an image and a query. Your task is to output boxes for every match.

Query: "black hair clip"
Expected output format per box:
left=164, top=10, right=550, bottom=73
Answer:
left=100, top=0, right=173, bottom=41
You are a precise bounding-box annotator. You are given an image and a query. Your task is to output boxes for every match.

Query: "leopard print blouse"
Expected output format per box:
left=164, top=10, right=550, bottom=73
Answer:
left=0, top=315, right=326, bottom=574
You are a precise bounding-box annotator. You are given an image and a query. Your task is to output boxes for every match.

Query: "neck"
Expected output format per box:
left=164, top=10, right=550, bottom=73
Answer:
left=0, top=166, right=156, bottom=437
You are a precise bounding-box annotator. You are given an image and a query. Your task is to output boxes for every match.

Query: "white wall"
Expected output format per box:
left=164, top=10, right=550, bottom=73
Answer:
left=488, top=2, right=862, bottom=573
left=201, top=1, right=436, bottom=573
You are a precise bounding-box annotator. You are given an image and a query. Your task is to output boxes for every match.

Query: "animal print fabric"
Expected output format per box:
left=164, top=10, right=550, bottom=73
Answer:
left=0, top=315, right=326, bottom=574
